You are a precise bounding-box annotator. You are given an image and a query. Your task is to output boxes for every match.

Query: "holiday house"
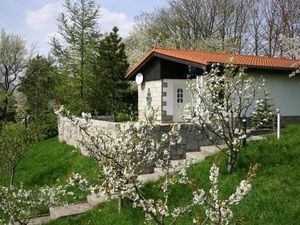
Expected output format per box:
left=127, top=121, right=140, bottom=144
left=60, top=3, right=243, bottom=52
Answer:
left=125, top=48, right=300, bottom=123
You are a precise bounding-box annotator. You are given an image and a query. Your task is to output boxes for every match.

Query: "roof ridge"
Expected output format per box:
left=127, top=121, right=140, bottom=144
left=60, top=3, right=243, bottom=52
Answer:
left=152, top=46, right=299, bottom=62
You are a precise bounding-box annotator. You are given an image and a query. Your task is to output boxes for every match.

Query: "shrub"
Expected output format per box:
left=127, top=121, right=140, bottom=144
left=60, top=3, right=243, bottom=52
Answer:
left=31, top=112, right=58, bottom=139
left=251, top=90, right=275, bottom=129
left=115, top=112, right=131, bottom=122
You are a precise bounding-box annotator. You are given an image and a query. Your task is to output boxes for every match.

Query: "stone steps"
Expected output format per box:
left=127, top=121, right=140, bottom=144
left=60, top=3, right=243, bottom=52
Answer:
left=137, top=171, right=161, bottom=183
left=87, top=193, right=108, bottom=206
left=248, top=135, right=264, bottom=141
left=200, top=145, right=224, bottom=156
left=49, top=202, right=92, bottom=219
left=28, top=215, right=52, bottom=225
left=186, top=151, right=207, bottom=162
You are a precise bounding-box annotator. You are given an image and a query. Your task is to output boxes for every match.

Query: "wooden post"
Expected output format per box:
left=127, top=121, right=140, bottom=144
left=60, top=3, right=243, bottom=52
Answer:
left=277, top=108, right=280, bottom=139
left=242, top=118, right=247, bottom=147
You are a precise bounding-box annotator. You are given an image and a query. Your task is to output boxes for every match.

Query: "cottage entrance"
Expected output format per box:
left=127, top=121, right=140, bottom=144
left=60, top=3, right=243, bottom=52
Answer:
left=173, top=86, right=187, bottom=122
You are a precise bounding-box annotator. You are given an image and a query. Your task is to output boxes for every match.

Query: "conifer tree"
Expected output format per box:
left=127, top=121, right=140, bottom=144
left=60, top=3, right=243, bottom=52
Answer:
left=90, top=27, right=130, bottom=116
left=251, top=90, right=275, bottom=129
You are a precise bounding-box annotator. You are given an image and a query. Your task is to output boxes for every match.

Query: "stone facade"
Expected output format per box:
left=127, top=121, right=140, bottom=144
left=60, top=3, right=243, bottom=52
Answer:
left=138, top=80, right=162, bottom=121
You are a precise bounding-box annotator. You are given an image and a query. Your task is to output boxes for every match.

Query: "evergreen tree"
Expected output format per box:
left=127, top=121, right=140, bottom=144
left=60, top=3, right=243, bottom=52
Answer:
left=90, top=27, right=130, bottom=116
left=251, top=90, right=275, bottom=129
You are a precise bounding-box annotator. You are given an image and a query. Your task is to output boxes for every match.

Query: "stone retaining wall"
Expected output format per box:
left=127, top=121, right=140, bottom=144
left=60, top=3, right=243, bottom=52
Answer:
left=57, top=117, right=219, bottom=160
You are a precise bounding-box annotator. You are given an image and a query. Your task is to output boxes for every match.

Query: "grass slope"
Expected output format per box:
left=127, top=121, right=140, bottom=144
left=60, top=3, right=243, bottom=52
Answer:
left=0, top=137, right=101, bottom=187
left=48, top=124, right=300, bottom=225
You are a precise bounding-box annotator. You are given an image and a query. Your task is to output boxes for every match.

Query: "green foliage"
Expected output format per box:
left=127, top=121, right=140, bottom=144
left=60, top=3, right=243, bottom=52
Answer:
left=51, top=1, right=133, bottom=116
left=48, top=125, right=300, bottom=225
left=89, top=27, right=130, bottom=116
left=51, top=0, right=100, bottom=114
left=30, top=113, right=58, bottom=139
left=19, top=55, right=57, bottom=117
left=115, top=112, right=130, bottom=122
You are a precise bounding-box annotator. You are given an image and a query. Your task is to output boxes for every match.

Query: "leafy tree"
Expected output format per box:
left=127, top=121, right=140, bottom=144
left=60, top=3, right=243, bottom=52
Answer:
left=0, top=124, right=40, bottom=186
left=0, top=29, right=31, bottom=124
left=19, top=55, right=56, bottom=118
left=90, top=27, right=130, bottom=116
left=51, top=0, right=100, bottom=113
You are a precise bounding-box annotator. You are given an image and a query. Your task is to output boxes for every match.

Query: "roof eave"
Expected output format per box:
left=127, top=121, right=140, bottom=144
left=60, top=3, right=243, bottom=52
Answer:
left=207, top=61, right=297, bottom=71
left=125, top=52, right=207, bottom=80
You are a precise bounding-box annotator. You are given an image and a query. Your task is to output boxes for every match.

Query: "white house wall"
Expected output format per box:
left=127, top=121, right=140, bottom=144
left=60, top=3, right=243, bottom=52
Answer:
left=138, top=80, right=162, bottom=121
left=162, top=79, right=193, bottom=122
left=250, top=72, right=300, bottom=116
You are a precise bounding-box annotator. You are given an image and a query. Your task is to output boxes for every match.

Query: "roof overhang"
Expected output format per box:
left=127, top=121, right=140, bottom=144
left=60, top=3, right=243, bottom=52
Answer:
left=125, top=52, right=207, bottom=80
left=207, top=61, right=297, bottom=71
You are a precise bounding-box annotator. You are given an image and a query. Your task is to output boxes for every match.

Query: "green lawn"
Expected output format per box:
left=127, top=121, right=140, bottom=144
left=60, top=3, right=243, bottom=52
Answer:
left=0, top=137, right=101, bottom=190
left=47, top=124, right=300, bottom=225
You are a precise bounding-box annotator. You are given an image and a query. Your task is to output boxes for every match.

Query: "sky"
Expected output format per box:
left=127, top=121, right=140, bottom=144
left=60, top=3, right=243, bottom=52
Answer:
left=0, top=0, right=167, bottom=55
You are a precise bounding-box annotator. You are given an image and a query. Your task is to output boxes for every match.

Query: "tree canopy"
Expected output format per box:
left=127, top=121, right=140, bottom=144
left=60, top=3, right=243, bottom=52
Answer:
left=19, top=55, right=57, bottom=118
left=0, top=29, right=31, bottom=123
left=126, top=0, right=300, bottom=64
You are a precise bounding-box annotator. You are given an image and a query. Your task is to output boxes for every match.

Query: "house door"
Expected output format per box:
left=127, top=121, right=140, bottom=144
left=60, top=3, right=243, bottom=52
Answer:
left=173, top=86, right=187, bottom=122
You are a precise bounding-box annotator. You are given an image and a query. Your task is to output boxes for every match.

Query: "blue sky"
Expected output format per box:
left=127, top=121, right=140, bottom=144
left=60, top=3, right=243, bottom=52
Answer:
left=0, top=0, right=167, bottom=55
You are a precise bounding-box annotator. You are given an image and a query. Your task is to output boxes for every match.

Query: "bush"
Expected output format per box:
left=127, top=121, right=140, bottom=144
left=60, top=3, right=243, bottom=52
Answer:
left=250, top=90, right=275, bottom=129
left=115, top=112, right=130, bottom=122
left=31, top=113, right=58, bottom=139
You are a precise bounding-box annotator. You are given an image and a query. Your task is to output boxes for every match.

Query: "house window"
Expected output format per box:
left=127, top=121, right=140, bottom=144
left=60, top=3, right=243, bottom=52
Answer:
left=177, top=88, right=183, bottom=103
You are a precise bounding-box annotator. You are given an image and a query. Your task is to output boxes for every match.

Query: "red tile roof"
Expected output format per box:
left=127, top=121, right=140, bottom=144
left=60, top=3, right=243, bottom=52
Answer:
left=125, top=47, right=300, bottom=79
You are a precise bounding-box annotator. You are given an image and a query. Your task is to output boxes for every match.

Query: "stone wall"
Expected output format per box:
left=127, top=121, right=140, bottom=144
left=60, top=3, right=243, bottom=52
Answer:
left=58, top=117, right=132, bottom=153
left=58, top=117, right=219, bottom=160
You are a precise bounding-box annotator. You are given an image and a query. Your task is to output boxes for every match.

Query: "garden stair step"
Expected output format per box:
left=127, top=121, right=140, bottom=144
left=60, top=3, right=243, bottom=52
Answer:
left=87, top=193, right=108, bottom=206
left=186, top=151, right=207, bottom=162
left=49, top=202, right=92, bottom=219
left=28, top=215, right=52, bottom=225
left=200, top=145, right=226, bottom=156
left=248, top=135, right=264, bottom=141
left=137, top=172, right=161, bottom=183
left=170, top=159, right=188, bottom=171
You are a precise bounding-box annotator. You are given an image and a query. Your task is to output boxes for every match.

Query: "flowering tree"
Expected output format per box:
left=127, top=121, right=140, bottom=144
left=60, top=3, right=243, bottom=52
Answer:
left=183, top=63, right=264, bottom=173
left=56, top=106, right=257, bottom=224
left=68, top=162, right=258, bottom=225
left=193, top=163, right=259, bottom=225
left=0, top=183, right=73, bottom=225
left=279, top=34, right=300, bottom=76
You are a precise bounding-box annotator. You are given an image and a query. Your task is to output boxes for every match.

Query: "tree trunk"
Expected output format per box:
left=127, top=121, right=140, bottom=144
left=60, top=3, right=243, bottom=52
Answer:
left=1, top=96, right=9, bottom=122
left=10, top=166, right=16, bottom=186
left=227, top=151, right=237, bottom=174
left=118, top=197, right=124, bottom=214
